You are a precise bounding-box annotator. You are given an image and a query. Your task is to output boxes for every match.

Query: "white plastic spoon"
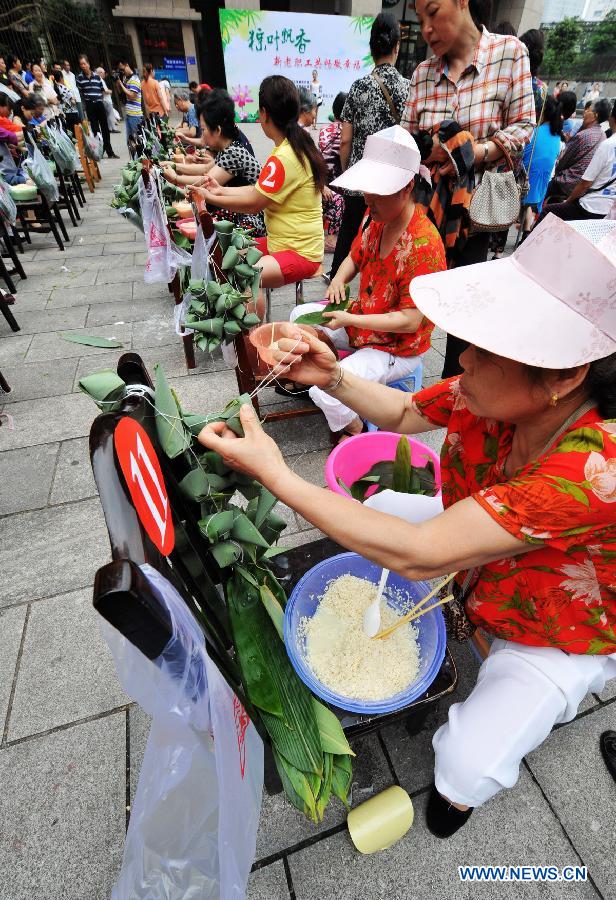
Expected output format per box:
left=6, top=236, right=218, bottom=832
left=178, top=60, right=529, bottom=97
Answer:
left=363, top=566, right=389, bottom=638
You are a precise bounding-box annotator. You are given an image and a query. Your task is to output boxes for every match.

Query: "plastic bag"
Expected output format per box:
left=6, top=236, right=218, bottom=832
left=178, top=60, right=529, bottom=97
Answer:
left=83, top=126, right=103, bottom=161
left=102, top=564, right=263, bottom=900
left=190, top=221, right=215, bottom=281
left=47, top=127, right=79, bottom=175
left=139, top=174, right=192, bottom=284
left=0, top=178, right=17, bottom=226
left=23, top=140, right=59, bottom=205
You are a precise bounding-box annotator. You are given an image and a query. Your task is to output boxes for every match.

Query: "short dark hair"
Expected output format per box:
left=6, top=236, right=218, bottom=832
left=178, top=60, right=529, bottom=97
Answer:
left=494, top=21, right=517, bottom=35
left=369, top=12, right=400, bottom=60
left=520, top=29, right=544, bottom=77
left=198, top=87, right=238, bottom=140
left=332, top=91, right=347, bottom=121
left=0, top=95, right=12, bottom=111
left=189, top=80, right=198, bottom=90
left=611, top=100, right=616, bottom=121
left=558, top=90, right=577, bottom=119
left=594, top=98, right=611, bottom=124
left=6, top=54, right=20, bottom=70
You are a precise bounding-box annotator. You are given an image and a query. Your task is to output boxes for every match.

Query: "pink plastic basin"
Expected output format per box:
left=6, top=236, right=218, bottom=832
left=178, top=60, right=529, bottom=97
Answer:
left=325, top=431, right=441, bottom=499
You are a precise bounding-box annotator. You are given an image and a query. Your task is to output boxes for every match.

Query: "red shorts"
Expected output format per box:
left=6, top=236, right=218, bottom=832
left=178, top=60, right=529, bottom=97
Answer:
left=255, top=237, right=321, bottom=285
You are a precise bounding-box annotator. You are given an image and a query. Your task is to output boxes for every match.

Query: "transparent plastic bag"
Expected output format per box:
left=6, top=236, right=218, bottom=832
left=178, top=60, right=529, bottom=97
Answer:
left=0, top=178, right=17, bottom=226
left=102, top=564, right=263, bottom=900
left=23, top=141, right=59, bottom=205
left=138, top=174, right=192, bottom=284
left=47, top=127, right=79, bottom=174
left=84, top=127, right=103, bottom=161
left=190, top=221, right=215, bottom=281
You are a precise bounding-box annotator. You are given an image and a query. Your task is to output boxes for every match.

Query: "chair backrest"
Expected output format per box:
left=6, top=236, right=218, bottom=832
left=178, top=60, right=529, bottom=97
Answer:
left=89, top=352, right=249, bottom=707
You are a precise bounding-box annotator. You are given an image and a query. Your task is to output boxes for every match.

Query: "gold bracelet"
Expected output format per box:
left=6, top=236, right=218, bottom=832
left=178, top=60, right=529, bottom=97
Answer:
left=326, top=364, right=344, bottom=392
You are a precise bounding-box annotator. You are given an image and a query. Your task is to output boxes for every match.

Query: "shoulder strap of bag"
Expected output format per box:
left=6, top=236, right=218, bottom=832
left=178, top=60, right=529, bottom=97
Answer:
left=372, top=70, right=400, bottom=125
left=585, top=173, right=616, bottom=194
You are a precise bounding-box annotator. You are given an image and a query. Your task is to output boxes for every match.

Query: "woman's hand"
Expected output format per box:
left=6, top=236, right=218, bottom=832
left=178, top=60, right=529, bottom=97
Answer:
left=198, top=404, right=288, bottom=488
left=325, top=276, right=348, bottom=305
left=424, top=140, right=447, bottom=166
left=160, top=164, right=176, bottom=183
left=322, top=308, right=353, bottom=330
left=269, top=323, right=338, bottom=388
left=322, top=185, right=334, bottom=202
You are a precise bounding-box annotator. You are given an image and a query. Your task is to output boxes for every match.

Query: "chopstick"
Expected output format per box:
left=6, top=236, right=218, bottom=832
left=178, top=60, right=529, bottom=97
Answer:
left=373, top=571, right=457, bottom=641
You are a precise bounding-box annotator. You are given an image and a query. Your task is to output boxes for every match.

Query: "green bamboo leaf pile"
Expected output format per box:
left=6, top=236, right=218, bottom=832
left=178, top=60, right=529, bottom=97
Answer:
left=80, top=363, right=355, bottom=819
left=338, top=436, right=438, bottom=501
left=184, top=221, right=262, bottom=354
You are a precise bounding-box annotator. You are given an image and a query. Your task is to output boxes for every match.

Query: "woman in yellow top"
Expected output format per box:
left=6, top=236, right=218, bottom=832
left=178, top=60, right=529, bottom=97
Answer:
left=193, top=75, right=326, bottom=291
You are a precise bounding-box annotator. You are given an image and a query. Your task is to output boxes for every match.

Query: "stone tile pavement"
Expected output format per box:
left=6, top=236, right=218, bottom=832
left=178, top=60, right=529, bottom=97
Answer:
left=0, top=127, right=614, bottom=900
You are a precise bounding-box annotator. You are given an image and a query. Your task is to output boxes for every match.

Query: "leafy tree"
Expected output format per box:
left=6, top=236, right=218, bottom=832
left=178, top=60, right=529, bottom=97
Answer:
left=543, top=17, right=583, bottom=70
left=588, top=9, right=616, bottom=55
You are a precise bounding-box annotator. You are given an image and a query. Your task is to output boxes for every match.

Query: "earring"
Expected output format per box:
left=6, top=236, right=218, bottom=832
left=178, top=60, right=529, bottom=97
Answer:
left=550, top=393, right=559, bottom=407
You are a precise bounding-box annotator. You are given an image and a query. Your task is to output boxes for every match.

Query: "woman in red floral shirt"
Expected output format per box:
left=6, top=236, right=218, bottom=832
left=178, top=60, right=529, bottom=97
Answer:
left=200, top=214, right=616, bottom=838
left=289, top=125, right=445, bottom=440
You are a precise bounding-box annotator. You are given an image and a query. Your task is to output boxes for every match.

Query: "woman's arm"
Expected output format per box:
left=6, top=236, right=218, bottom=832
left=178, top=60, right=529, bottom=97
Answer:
left=176, top=130, right=199, bottom=144
left=190, top=181, right=272, bottom=213
left=198, top=406, right=528, bottom=581
left=208, top=164, right=233, bottom=186
left=339, top=121, right=353, bottom=171
left=491, top=43, right=535, bottom=155
left=323, top=307, right=424, bottom=334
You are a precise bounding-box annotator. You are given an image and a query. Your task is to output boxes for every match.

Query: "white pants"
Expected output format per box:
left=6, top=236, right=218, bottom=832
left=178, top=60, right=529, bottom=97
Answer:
left=434, top=638, right=616, bottom=808
left=289, top=303, right=421, bottom=431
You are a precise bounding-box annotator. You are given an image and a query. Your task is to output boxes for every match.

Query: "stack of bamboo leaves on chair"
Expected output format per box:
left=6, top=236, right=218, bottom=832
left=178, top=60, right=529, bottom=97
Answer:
left=183, top=220, right=263, bottom=355
left=80, top=363, right=354, bottom=821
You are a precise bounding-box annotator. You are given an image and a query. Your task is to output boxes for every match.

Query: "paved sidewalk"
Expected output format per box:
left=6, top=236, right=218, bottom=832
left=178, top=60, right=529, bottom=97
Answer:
left=0, top=129, right=614, bottom=900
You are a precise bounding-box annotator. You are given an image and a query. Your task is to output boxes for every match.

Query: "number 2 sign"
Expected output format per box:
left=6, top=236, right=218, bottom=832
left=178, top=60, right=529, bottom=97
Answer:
left=114, top=418, right=175, bottom=556
left=258, top=155, right=285, bottom=193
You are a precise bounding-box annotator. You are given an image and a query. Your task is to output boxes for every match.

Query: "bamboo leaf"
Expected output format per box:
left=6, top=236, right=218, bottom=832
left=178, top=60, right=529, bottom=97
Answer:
left=178, top=468, right=230, bottom=502
left=210, top=540, right=243, bottom=568
left=312, top=700, right=355, bottom=756
left=222, top=246, right=240, bottom=270
left=60, top=332, right=123, bottom=348
left=78, top=370, right=125, bottom=405
left=331, top=754, right=353, bottom=809
left=393, top=435, right=411, bottom=493
left=255, top=487, right=278, bottom=528
left=272, top=747, right=318, bottom=823
left=199, top=509, right=235, bottom=541
left=154, top=364, right=191, bottom=458
left=227, top=579, right=284, bottom=718
left=294, top=293, right=350, bottom=327
left=259, top=583, right=284, bottom=639
left=316, top=752, right=334, bottom=822
left=231, top=512, right=270, bottom=548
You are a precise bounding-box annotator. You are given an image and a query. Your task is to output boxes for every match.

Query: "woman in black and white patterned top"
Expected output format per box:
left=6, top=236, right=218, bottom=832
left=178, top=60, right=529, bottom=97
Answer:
left=163, top=88, right=265, bottom=236
left=330, top=12, right=409, bottom=277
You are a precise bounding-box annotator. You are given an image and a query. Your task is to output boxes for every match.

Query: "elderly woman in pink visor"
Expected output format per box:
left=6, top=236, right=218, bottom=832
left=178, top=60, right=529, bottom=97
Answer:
left=285, top=125, right=445, bottom=442
left=199, top=215, right=616, bottom=837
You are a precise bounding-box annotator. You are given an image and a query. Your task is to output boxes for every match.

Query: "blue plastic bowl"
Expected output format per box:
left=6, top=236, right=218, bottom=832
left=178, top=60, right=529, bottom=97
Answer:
left=284, top=552, right=446, bottom=714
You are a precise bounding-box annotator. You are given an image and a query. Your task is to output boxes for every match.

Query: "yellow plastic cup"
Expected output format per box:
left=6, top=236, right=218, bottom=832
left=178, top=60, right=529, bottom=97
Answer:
left=347, top=785, right=414, bottom=854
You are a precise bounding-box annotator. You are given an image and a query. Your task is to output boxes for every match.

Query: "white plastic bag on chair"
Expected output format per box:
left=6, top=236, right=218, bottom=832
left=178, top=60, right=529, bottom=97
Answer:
left=101, top=564, right=263, bottom=900
left=23, top=141, right=59, bottom=205
left=177, top=222, right=217, bottom=337
left=139, top=174, right=192, bottom=284
left=0, top=178, right=17, bottom=226
left=84, top=127, right=103, bottom=161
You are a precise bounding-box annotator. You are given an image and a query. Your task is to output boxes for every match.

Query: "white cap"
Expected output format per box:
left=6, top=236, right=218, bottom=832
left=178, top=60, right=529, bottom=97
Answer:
left=331, top=125, right=428, bottom=195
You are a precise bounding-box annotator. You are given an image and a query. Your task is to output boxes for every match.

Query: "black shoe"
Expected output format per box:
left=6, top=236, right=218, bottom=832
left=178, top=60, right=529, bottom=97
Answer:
left=106, top=153, right=120, bottom=159
left=600, top=730, right=616, bottom=782
left=426, top=784, right=473, bottom=838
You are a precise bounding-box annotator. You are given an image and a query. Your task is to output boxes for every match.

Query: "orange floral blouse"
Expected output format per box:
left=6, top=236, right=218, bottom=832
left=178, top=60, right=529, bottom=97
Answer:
left=348, top=208, right=445, bottom=357
left=414, top=377, right=616, bottom=654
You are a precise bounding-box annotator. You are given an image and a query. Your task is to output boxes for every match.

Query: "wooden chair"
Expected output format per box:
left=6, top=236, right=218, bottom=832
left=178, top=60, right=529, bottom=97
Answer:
left=0, top=289, right=19, bottom=332
left=75, top=125, right=98, bottom=194
left=14, top=191, right=69, bottom=252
